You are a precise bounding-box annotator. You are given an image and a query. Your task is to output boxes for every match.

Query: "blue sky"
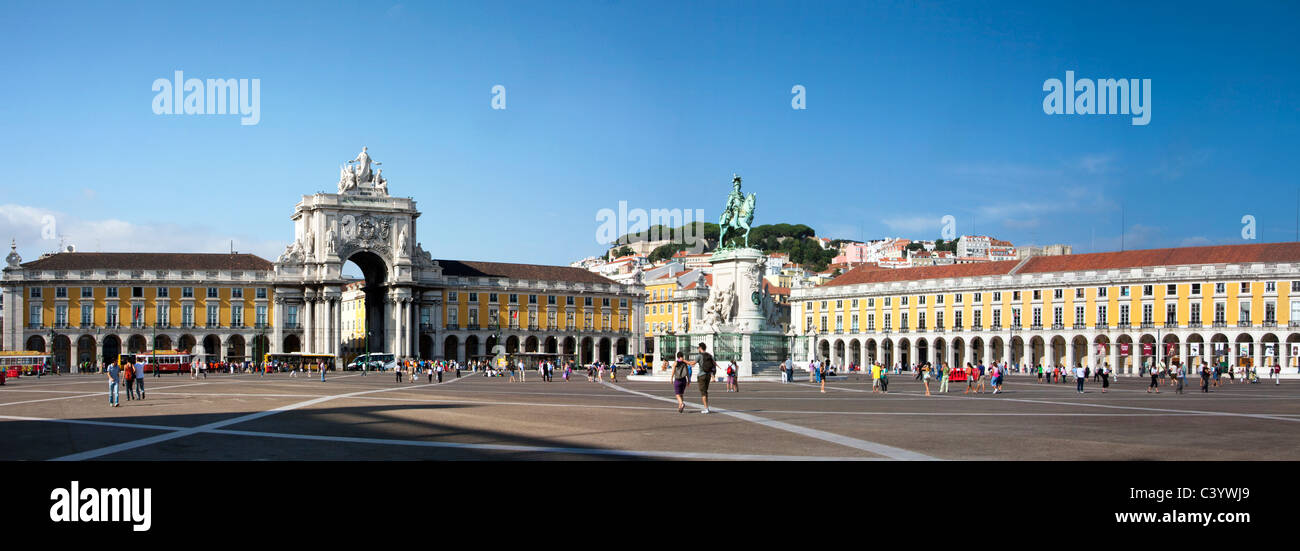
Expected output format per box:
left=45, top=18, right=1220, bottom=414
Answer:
left=2, top=0, right=1297, bottom=270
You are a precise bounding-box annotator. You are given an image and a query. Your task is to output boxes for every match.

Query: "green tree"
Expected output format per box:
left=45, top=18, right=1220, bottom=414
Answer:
left=648, top=243, right=687, bottom=263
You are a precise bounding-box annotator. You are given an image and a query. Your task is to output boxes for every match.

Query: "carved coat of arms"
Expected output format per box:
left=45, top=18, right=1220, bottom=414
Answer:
left=340, top=214, right=393, bottom=257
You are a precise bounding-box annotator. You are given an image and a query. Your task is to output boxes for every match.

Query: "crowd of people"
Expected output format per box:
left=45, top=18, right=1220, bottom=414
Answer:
left=4, top=345, right=1287, bottom=410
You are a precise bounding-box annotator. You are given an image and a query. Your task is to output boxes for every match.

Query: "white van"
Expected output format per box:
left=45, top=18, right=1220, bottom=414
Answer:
left=348, top=353, right=396, bottom=371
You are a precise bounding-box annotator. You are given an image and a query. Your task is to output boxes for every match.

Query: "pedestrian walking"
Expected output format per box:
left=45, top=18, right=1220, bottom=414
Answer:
left=726, top=360, right=738, bottom=392
left=693, top=343, right=717, bottom=413
left=107, top=361, right=121, bottom=407
left=1101, top=366, right=1111, bottom=393
left=1074, top=365, right=1086, bottom=394
left=938, top=362, right=950, bottom=393
left=1147, top=365, right=1160, bottom=393
left=671, top=351, right=691, bottom=413
left=921, top=363, right=932, bottom=396
left=123, top=361, right=136, bottom=401
left=134, top=359, right=146, bottom=399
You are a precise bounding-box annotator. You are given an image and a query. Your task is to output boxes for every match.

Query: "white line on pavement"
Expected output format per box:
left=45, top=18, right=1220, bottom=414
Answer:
left=206, top=427, right=879, bottom=461
left=799, top=381, right=1300, bottom=423
left=600, top=382, right=937, bottom=460
left=0, top=382, right=212, bottom=407
left=6, top=413, right=872, bottom=461
left=51, top=374, right=473, bottom=461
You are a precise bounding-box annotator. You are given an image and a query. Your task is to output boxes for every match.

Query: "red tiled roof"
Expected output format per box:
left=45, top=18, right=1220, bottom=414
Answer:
left=19, top=252, right=273, bottom=271
left=438, top=259, right=617, bottom=285
left=822, top=259, right=1016, bottom=287
left=1017, top=242, right=1300, bottom=274
left=763, top=279, right=790, bottom=295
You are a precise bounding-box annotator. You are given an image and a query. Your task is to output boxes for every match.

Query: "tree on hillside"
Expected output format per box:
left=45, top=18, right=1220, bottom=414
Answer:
left=648, top=243, right=687, bottom=263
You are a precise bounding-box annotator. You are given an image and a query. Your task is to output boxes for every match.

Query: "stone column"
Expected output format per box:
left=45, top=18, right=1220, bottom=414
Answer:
left=740, top=334, right=753, bottom=377
left=303, top=294, right=315, bottom=354
left=1228, top=341, right=1237, bottom=371
left=329, top=298, right=338, bottom=358
left=1253, top=337, right=1263, bottom=372
left=272, top=297, right=284, bottom=354
left=3, top=286, right=20, bottom=352
left=384, top=295, right=395, bottom=356
left=402, top=299, right=412, bottom=357
left=1065, top=340, right=1075, bottom=369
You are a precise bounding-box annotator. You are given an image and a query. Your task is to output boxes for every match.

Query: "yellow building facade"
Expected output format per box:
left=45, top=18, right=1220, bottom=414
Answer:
left=0, top=250, right=278, bottom=369
left=434, top=260, right=640, bottom=365
left=643, top=271, right=708, bottom=349
left=792, top=243, right=1300, bottom=375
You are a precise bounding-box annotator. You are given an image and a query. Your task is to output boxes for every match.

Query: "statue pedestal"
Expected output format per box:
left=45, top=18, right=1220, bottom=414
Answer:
left=708, top=248, right=770, bottom=333
left=630, top=247, right=791, bottom=382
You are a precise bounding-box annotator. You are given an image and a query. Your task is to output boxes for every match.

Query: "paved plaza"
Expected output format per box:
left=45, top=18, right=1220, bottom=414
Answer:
left=1, top=371, right=1298, bottom=461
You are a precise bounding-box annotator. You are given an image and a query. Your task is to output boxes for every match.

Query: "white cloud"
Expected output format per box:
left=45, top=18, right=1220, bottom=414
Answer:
left=1002, top=217, right=1041, bottom=230
left=946, top=162, right=1062, bottom=180
left=1075, top=153, right=1116, bottom=174
left=881, top=215, right=941, bottom=235
left=1151, top=149, right=1212, bottom=181
left=0, top=203, right=287, bottom=262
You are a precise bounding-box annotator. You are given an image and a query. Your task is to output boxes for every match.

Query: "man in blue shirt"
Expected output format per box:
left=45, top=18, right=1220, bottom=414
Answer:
left=106, top=362, right=121, bottom=407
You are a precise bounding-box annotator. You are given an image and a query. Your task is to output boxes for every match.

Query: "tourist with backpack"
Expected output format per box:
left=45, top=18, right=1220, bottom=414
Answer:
left=694, top=343, right=717, bottom=413
left=671, top=351, right=691, bottom=413
left=725, top=360, right=738, bottom=392
left=122, top=361, right=136, bottom=401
